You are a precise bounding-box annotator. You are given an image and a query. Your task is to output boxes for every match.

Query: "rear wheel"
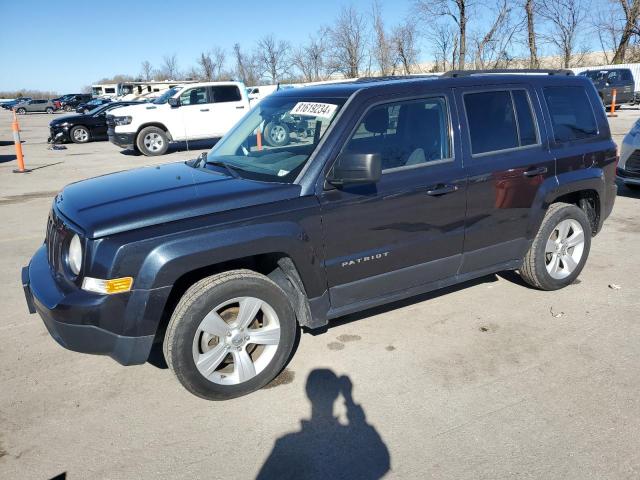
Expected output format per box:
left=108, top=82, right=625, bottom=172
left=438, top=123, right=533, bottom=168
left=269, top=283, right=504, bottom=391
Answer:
left=264, top=121, right=290, bottom=147
left=64, top=105, right=72, bottom=112
left=16, top=107, right=26, bottom=115
left=520, top=202, right=591, bottom=290
left=136, top=126, right=169, bottom=156
left=70, top=125, right=90, bottom=143
left=46, top=107, right=54, bottom=114
left=164, top=270, right=298, bottom=400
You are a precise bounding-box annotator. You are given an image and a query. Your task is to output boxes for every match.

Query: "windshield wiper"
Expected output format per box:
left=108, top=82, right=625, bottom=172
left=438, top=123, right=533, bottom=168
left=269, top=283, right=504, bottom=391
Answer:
left=205, top=159, right=242, bottom=179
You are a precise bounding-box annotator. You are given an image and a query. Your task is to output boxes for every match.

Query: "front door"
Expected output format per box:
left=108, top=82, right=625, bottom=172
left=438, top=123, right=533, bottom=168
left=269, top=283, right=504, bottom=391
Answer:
left=176, top=86, right=212, bottom=139
left=455, top=86, right=555, bottom=274
left=319, top=93, right=467, bottom=309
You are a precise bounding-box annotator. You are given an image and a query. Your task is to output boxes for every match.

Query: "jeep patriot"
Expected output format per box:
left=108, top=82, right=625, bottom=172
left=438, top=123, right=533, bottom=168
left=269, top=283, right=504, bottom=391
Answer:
left=22, top=71, right=617, bottom=400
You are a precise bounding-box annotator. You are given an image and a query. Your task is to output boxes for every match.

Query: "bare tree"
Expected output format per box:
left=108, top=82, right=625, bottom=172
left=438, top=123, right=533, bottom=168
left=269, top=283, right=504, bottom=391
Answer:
left=233, top=43, right=260, bottom=86
left=538, top=0, right=588, bottom=68
left=593, top=8, right=622, bottom=63
left=197, top=52, right=215, bottom=81
left=328, top=6, right=369, bottom=78
left=292, top=33, right=329, bottom=82
left=210, top=47, right=226, bottom=80
left=255, top=35, right=291, bottom=83
left=415, top=0, right=469, bottom=69
left=393, top=20, right=420, bottom=74
left=525, top=0, right=539, bottom=67
left=372, top=1, right=395, bottom=75
left=612, top=0, right=640, bottom=62
left=429, top=22, right=458, bottom=71
left=161, top=53, right=180, bottom=79
left=140, top=60, right=153, bottom=81
left=472, top=0, right=520, bottom=69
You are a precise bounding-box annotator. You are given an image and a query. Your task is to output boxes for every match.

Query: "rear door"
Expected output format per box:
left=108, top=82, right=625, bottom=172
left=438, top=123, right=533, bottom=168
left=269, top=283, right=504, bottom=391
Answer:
left=208, top=85, right=248, bottom=136
left=319, top=92, right=467, bottom=309
left=456, top=85, right=555, bottom=274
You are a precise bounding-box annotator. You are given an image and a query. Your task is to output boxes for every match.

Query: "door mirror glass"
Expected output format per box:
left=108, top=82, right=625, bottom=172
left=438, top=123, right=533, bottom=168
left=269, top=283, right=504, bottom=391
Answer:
left=168, top=97, right=180, bottom=108
left=327, top=153, right=382, bottom=186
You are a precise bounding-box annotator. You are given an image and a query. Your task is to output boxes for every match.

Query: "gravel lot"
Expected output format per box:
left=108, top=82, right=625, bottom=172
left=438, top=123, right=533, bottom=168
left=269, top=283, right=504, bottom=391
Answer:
left=1, top=107, right=639, bottom=480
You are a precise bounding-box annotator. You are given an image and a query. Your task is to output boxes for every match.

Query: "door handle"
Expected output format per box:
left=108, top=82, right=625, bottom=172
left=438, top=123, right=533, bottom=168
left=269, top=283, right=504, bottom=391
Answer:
left=236, top=106, right=245, bottom=109
left=426, top=184, right=458, bottom=196
left=200, top=108, right=210, bottom=112
left=522, top=166, right=548, bottom=177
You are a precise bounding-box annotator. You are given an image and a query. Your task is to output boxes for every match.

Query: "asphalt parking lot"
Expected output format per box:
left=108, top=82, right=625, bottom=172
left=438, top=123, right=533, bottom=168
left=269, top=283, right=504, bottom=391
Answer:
left=1, top=107, right=640, bottom=480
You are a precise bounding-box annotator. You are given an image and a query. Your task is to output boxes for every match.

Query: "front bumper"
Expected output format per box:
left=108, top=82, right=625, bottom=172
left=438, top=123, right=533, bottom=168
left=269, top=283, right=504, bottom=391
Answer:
left=617, top=167, right=640, bottom=185
left=108, top=128, right=136, bottom=148
left=22, top=245, right=169, bottom=365
left=48, top=126, right=71, bottom=143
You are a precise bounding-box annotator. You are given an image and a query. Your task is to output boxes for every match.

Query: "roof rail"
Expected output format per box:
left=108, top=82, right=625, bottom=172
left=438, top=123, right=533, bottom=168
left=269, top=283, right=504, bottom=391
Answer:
left=355, top=74, right=440, bottom=83
left=443, top=69, right=574, bottom=77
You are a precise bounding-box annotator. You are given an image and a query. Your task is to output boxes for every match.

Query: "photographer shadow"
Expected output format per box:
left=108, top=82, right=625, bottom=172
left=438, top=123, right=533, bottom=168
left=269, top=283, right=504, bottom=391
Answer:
left=257, top=369, right=390, bottom=480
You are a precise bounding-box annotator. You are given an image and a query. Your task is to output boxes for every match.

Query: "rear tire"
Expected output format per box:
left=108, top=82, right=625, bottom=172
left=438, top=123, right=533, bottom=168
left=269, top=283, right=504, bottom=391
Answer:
left=64, top=105, right=72, bottom=112
left=264, top=121, right=291, bottom=147
left=163, top=270, right=298, bottom=400
left=625, top=183, right=640, bottom=191
left=136, top=126, right=169, bottom=156
left=16, top=107, right=26, bottom=115
left=46, top=107, right=54, bottom=114
left=520, top=202, right=591, bottom=290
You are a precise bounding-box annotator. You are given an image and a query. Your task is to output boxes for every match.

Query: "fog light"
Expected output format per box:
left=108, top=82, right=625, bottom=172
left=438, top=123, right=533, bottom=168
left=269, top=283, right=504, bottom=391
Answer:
left=82, top=277, right=133, bottom=294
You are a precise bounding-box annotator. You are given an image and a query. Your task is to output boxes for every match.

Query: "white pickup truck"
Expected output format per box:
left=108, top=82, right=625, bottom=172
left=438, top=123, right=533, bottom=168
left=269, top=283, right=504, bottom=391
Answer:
left=107, top=81, right=250, bottom=156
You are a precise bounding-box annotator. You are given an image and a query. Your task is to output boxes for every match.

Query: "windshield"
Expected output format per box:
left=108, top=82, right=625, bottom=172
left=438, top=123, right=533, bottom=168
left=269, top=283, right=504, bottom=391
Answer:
left=153, top=87, right=181, bottom=104
left=201, top=96, right=345, bottom=183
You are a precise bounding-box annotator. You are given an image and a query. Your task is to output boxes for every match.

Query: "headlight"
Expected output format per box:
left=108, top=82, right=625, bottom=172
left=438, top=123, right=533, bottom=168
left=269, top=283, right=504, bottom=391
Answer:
left=114, top=116, right=132, bottom=126
left=67, top=234, right=82, bottom=275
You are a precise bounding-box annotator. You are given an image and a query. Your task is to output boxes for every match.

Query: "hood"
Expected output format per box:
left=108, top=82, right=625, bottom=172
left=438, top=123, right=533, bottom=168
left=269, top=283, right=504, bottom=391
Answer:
left=50, top=113, right=82, bottom=126
left=55, top=162, right=301, bottom=238
left=108, top=102, right=163, bottom=117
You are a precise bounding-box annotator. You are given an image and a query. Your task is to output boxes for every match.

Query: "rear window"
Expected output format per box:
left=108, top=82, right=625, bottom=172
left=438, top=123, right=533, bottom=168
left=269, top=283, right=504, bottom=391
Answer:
left=543, top=86, right=598, bottom=143
left=212, top=85, right=242, bottom=103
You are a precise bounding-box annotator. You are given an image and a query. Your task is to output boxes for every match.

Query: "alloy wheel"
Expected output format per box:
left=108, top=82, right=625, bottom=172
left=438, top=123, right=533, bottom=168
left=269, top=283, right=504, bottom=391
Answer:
left=545, top=219, right=585, bottom=279
left=144, top=132, right=164, bottom=152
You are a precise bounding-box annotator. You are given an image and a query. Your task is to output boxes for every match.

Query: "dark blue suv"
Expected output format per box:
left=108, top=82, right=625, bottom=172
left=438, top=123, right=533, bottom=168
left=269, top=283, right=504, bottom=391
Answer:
left=22, top=71, right=617, bottom=400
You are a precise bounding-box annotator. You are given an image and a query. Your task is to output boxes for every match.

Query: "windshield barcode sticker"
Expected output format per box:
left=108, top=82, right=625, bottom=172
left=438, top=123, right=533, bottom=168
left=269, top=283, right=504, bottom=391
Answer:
left=290, top=102, right=337, bottom=119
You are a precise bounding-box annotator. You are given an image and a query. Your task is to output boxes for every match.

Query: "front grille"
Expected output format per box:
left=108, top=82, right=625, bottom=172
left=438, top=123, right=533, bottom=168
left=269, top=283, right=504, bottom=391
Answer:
left=45, top=209, right=70, bottom=274
left=626, top=150, right=640, bottom=174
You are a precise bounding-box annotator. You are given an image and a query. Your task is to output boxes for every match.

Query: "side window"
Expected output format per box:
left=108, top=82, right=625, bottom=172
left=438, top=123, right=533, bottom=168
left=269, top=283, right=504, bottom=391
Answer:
left=465, top=91, right=518, bottom=155
left=607, top=71, right=619, bottom=84
left=212, top=86, right=242, bottom=103
left=344, top=97, right=451, bottom=171
left=180, top=87, right=208, bottom=106
left=543, top=86, right=598, bottom=143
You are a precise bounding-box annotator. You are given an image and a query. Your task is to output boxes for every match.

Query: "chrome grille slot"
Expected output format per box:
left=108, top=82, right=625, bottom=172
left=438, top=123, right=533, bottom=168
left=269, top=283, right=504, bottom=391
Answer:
left=45, top=209, right=68, bottom=274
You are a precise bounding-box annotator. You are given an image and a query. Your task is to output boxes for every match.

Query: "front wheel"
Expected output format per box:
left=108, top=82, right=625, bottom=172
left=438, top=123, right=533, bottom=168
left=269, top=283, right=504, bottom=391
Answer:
left=136, top=126, right=169, bottom=156
left=264, top=121, right=290, bottom=147
left=46, top=107, right=54, bottom=114
left=16, top=108, right=26, bottom=115
left=164, top=270, right=298, bottom=400
left=520, top=202, right=591, bottom=290
left=64, top=105, right=72, bottom=112
left=70, top=125, right=90, bottom=143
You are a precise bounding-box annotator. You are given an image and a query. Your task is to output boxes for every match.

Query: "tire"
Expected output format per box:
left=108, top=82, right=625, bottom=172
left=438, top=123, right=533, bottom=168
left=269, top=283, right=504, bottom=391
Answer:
left=136, top=126, right=169, bottom=156
left=46, top=107, right=54, bottom=114
left=625, top=182, right=640, bottom=191
left=164, top=269, right=298, bottom=400
left=70, top=125, right=90, bottom=144
left=264, top=121, right=291, bottom=147
left=520, top=202, right=591, bottom=290
left=16, top=108, right=26, bottom=115
left=64, top=105, right=72, bottom=112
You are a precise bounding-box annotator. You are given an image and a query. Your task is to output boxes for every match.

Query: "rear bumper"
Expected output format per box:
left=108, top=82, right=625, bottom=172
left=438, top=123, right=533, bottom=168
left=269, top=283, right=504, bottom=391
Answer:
left=108, top=128, right=135, bottom=148
left=22, top=246, right=169, bottom=365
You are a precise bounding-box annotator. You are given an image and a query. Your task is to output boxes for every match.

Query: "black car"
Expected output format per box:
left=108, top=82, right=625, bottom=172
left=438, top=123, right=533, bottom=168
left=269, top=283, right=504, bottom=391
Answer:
left=75, top=98, right=112, bottom=114
left=59, top=93, right=92, bottom=112
left=49, top=101, right=141, bottom=143
left=2, top=97, right=32, bottom=110
left=23, top=70, right=617, bottom=400
left=579, top=68, right=635, bottom=107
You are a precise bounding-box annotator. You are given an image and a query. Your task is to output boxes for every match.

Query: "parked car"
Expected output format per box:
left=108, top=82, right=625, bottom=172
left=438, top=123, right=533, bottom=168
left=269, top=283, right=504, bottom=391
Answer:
left=22, top=71, right=617, bottom=400
left=579, top=68, right=635, bottom=107
left=106, top=81, right=250, bottom=156
left=14, top=99, right=56, bottom=114
left=617, top=118, right=640, bottom=190
left=75, top=98, right=112, bottom=114
left=59, top=93, right=92, bottom=112
left=2, top=97, right=32, bottom=110
left=49, top=101, right=142, bottom=144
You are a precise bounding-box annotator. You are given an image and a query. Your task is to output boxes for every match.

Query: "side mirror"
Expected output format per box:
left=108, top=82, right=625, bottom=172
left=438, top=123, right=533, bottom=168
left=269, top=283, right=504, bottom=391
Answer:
left=168, top=97, right=180, bottom=108
left=327, top=152, right=382, bottom=186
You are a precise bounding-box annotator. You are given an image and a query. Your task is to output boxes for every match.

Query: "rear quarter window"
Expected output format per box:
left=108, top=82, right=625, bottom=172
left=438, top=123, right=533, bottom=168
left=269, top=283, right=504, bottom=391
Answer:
left=212, top=86, right=242, bottom=103
left=543, top=86, right=598, bottom=143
